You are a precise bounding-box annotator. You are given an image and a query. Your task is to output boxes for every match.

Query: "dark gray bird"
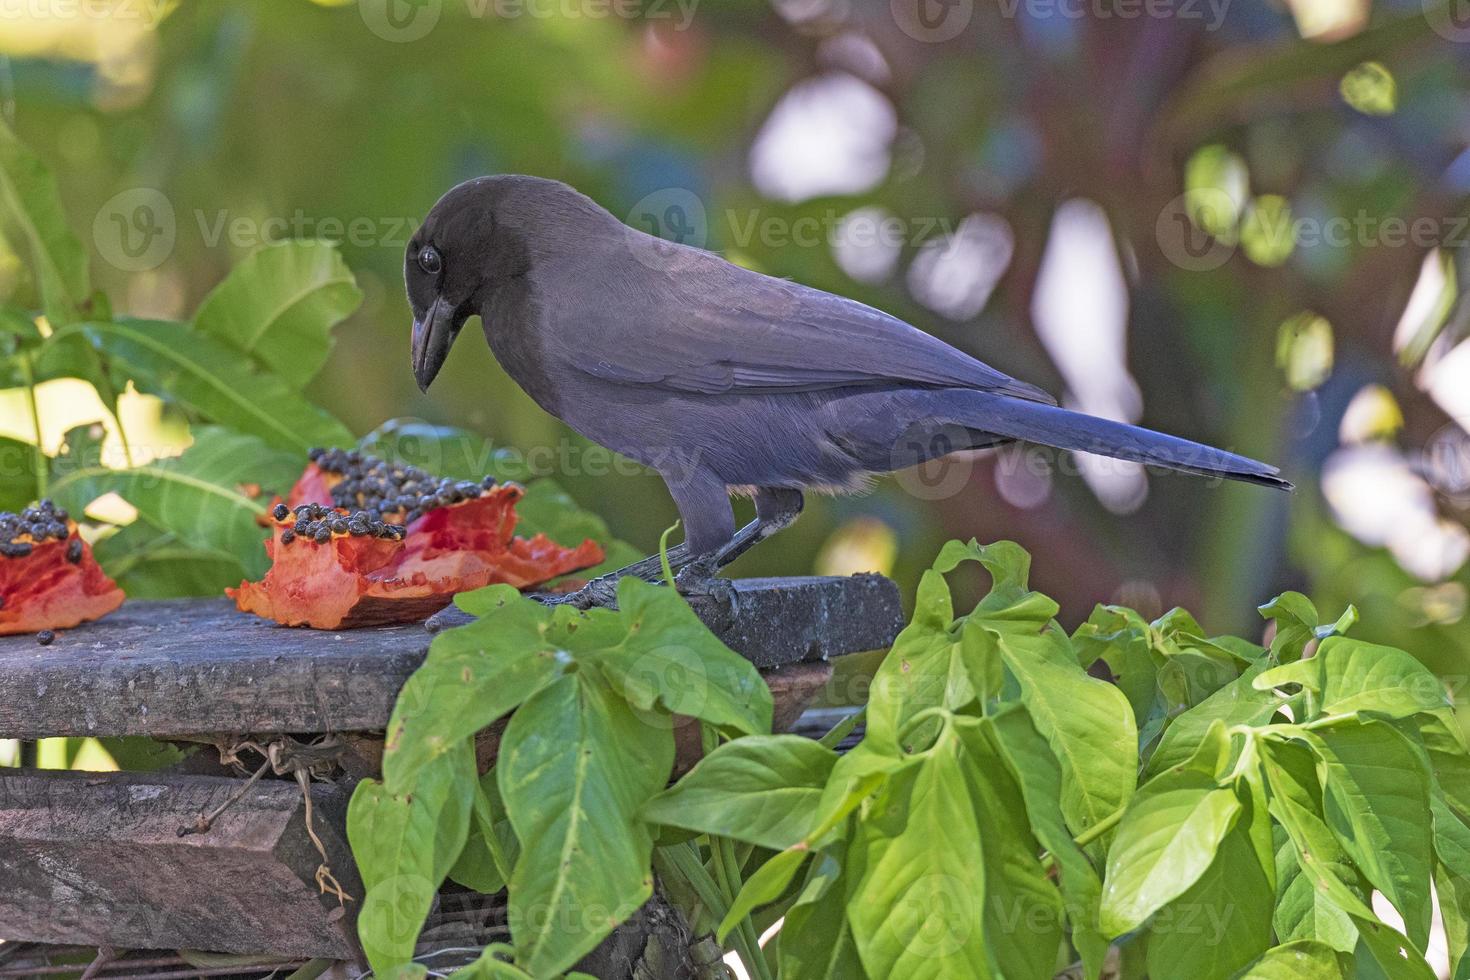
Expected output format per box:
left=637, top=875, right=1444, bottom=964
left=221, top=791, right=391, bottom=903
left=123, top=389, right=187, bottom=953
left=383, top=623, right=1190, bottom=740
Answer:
left=407, top=175, right=1289, bottom=605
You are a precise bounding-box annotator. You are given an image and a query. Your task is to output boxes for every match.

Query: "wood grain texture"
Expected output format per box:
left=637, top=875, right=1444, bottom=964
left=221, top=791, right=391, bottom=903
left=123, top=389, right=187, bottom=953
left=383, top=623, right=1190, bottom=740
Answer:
left=0, top=576, right=902, bottom=739
left=0, top=770, right=360, bottom=959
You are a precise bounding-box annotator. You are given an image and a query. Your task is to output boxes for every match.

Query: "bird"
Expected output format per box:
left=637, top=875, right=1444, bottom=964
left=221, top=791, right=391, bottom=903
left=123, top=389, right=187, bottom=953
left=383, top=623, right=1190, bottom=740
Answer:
left=406, top=175, right=1290, bottom=607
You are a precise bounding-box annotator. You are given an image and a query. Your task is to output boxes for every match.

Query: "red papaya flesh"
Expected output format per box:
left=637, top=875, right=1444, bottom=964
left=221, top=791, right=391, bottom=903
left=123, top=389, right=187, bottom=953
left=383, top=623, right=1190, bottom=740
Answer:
left=0, top=500, right=125, bottom=636
left=229, top=450, right=603, bottom=629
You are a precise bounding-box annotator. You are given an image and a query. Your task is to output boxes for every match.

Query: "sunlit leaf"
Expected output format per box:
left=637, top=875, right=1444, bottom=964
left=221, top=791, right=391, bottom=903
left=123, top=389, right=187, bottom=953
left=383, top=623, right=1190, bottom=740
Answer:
left=47, top=319, right=353, bottom=453
left=193, top=240, right=363, bottom=389
left=47, top=426, right=299, bottom=578
left=641, top=734, right=837, bottom=850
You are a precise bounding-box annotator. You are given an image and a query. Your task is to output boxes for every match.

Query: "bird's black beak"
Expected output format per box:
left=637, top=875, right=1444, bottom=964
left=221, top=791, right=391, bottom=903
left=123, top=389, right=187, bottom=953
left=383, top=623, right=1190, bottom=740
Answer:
left=411, top=295, right=463, bottom=392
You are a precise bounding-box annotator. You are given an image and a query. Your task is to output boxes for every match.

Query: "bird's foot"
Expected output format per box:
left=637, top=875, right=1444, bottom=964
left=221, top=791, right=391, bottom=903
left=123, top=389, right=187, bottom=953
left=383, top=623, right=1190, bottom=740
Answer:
left=531, top=574, right=622, bottom=610
left=674, top=559, right=739, bottom=613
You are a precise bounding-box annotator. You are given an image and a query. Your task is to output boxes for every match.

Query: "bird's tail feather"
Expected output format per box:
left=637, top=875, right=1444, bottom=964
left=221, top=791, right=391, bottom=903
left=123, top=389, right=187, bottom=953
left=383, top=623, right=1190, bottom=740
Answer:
left=953, top=391, right=1292, bottom=491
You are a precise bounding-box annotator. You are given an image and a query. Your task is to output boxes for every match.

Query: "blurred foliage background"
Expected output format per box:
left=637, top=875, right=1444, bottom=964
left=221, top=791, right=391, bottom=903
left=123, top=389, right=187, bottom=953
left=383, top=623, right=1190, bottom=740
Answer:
left=1, top=0, right=1468, bottom=675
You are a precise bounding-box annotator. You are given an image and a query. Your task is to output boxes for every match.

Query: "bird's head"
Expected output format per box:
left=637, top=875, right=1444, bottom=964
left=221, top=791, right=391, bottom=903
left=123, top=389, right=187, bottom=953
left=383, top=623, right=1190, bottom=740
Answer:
left=406, top=174, right=610, bottom=392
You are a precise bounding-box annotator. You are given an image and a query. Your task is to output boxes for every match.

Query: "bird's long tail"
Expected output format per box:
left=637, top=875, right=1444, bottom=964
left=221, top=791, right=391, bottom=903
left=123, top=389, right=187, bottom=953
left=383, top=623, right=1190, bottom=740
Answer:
left=950, top=390, right=1292, bottom=491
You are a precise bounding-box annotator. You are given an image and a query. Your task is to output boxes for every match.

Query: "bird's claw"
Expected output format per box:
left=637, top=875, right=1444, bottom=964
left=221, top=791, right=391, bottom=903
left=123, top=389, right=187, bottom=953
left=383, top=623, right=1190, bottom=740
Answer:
left=674, top=561, right=739, bottom=613
left=532, top=576, right=620, bottom=609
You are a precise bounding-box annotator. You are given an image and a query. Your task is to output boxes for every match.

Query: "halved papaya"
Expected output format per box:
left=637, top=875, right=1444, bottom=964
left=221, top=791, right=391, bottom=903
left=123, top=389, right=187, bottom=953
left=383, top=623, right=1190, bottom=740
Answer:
left=0, top=500, right=125, bottom=636
left=228, top=449, right=603, bottom=629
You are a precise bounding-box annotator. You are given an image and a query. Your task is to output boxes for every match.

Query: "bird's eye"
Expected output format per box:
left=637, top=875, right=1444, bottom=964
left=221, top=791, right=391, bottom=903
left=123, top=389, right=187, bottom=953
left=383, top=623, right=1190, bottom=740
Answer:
left=418, top=245, right=442, bottom=275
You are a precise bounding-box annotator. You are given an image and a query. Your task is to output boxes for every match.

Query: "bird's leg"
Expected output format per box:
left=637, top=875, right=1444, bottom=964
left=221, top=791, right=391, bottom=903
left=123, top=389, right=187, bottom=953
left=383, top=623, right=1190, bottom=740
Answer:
left=533, top=543, right=695, bottom=609
left=674, top=488, right=805, bottom=597
left=536, top=470, right=735, bottom=609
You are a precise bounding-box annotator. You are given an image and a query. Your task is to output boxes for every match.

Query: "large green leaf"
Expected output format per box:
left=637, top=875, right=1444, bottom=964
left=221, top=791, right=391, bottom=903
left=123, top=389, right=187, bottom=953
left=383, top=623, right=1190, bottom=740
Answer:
left=193, top=240, right=362, bottom=388
left=48, top=427, right=299, bottom=578
left=996, top=625, right=1137, bottom=838
left=988, top=704, right=1107, bottom=979
left=1100, top=760, right=1242, bottom=936
left=1432, top=796, right=1470, bottom=980
left=1259, top=737, right=1374, bottom=924
left=47, top=319, right=352, bottom=453
left=1144, top=790, right=1273, bottom=980
left=958, top=716, right=1065, bottom=980
left=90, top=519, right=246, bottom=598
left=1233, top=941, right=1346, bottom=979
left=779, top=853, right=865, bottom=980
left=0, top=434, right=38, bottom=512
left=499, top=666, right=674, bottom=976
left=0, top=117, right=88, bottom=324
left=641, top=734, right=837, bottom=850
left=846, top=724, right=993, bottom=980
left=1253, top=637, right=1450, bottom=723
left=1148, top=658, right=1282, bottom=777
left=1304, top=720, right=1433, bottom=951
left=1272, top=826, right=1357, bottom=952
left=348, top=739, right=477, bottom=975
left=597, top=576, right=771, bottom=736
left=382, top=586, right=564, bottom=794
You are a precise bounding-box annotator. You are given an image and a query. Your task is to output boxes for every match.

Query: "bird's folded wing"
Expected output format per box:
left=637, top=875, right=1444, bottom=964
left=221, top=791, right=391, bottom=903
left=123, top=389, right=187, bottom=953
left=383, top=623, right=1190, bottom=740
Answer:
left=568, top=263, right=1055, bottom=404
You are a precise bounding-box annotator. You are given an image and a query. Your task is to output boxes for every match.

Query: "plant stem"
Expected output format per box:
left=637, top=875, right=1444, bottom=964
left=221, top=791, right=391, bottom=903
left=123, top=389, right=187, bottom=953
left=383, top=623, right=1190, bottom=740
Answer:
left=701, top=724, right=772, bottom=980
left=819, top=706, right=865, bottom=749
left=1072, top=806, right=1125, bottom=850
left=19, top=353, right=45, bottom=498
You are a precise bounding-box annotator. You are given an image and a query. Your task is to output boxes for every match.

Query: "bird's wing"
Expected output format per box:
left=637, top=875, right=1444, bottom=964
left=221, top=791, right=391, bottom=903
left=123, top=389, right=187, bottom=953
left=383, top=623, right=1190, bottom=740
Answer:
left=564, top=252, right=1056, bottom=404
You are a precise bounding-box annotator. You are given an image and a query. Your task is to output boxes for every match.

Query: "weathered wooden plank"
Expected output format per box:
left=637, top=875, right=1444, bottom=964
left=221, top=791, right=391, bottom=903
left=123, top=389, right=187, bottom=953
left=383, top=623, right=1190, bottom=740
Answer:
left=0, top=599, right=423, bottom=740
left=0, top=770, right=359, bottom=960
left=0, top=576, right=902, bottom=739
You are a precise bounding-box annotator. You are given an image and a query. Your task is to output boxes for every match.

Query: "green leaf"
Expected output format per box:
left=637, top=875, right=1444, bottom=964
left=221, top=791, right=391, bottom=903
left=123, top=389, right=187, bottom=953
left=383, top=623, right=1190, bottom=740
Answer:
left=0, top=117, right=88, bottom=324
left=48, top=426, right=300, bottom=578
left=1100, top=762, right=1242, bottom=936
left=1258, top=592, right=1322, bottom=663
left=1144, top=787, right=1274, bottom=980
left=996, top=626, right=1138, bottom=838
left=779, top=853, right=865, bottom=980
left=641, top=734, right=837, bottom=850
left=1304, top=720, right=1433, bottom=951
left=0, top=434, right=38, bottom=512
left=1259, top=736, right=1375, bottom=923
left=348, top=739, right=477, bottom=975
left=47, top=319, right=353, bottom=453
left=193, top=240, right=362, bottom=388
left=988, top=704, right=1107, bottom=979
left=1431, top=796, right=1470, bottom=980
left=1273, top=826, right=1357, bottom=952
left=500, top=667, right=673, bottom=976
left=845, top=723, right=993, bottom=980
left=450, top=771, right=519, bottom=895
left=1232, top=940, right=1346, bottom=979
left=90, top=520, right=245, bottom=598
left=1148, top=659, right=1283, bottom=777
left=958, top=717, right=1065, bottom=980
left=382, top=587, right=564, bottom=795
left=1353, top=915, right=1437, bottom=980
left=717, top=846, right=808, bottom=942
left=597, top=576, right=772, bottom=736
left=1253, top=638, right=1449, bottom=724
